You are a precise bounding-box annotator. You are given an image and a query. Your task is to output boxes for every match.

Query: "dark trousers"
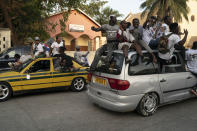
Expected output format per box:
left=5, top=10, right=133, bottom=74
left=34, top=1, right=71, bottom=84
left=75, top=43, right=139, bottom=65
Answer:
left=91, top=42, right=117, bottom=69
left=174, top=44, right=186, bottom=61
left=158, top=57, right=170, bottom=72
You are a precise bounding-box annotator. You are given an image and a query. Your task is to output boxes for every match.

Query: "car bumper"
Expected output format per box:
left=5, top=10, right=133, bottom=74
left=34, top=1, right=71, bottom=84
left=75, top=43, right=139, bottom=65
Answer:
left=87, top=85, right=144, bottom=112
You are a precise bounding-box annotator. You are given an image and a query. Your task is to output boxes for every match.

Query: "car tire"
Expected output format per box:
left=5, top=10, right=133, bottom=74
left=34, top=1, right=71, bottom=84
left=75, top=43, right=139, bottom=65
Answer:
left=71, top=78, right=85, bottom=92
left=136, top=93, right=159, bottom=117
left=0, top=82, right=12, bottom=102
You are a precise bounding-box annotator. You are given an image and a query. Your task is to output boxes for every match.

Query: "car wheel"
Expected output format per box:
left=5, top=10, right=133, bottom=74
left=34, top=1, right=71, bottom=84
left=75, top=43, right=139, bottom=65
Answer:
left=0, top=83, right=12, bottom=102
left=137, top=93, right=159, bottom=117
left=71, top=78, right=85, bottom=92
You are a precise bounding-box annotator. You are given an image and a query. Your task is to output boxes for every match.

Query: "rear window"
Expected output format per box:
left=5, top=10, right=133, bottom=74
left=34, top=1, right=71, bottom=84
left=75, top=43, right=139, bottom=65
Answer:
left=95, top=52, right=124, bottom=75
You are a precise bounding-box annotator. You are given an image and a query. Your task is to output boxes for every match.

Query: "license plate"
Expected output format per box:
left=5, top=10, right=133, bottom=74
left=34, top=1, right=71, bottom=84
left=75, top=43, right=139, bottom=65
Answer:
left=93, top=76, right=107, bottom=86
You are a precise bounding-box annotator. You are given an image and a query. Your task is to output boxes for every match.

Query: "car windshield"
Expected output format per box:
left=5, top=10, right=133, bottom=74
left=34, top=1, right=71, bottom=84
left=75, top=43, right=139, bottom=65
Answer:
left=16, top=59, right=33, bottom=72
left=0, top=48, right=11, bottom=57
left=95, top=52, right=124, bottom=75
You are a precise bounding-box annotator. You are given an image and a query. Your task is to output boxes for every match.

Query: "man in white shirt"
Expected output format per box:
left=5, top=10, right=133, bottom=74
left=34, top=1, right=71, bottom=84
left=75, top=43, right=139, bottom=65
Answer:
left=32, top=37, right=44, bottom=58
left=158, top=23, right=188, bottom=69
left=9, top=54, right=32, bottom=70
left=186, top=42, right=197, bottom=75
left=51, top=35, right=65, bottom=56
left=143, top=16, right=160, bottom=49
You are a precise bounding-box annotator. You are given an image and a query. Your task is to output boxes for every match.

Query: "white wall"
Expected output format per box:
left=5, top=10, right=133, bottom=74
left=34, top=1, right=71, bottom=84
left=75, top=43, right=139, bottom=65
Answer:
left=179, top=0, right=197, bottom=48
left=0, top=29, right=11, bottom=52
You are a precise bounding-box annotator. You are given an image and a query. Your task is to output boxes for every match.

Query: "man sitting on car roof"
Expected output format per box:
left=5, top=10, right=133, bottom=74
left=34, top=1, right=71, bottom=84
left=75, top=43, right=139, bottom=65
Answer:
left=158, top=23, right=188, bottom=70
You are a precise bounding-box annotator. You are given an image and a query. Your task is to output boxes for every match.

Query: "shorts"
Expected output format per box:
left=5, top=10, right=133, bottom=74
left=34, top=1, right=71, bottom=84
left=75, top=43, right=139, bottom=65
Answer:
left=118, top=42, right=133, bottom=50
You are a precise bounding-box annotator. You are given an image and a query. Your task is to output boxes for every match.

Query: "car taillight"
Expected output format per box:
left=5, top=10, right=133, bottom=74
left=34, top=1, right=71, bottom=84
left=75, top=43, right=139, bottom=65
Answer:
left=108, top=78, right=130, bottom=90
left=87, top=73, right=92, bottom=82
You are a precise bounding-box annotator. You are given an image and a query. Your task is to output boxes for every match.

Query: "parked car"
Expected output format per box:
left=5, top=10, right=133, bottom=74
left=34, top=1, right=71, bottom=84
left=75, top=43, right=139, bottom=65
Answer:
left=87, top=50, right=197, bottom=116
left=0, top=46, right=32, bottom=72
left=0, top=57, right=88, bottom=102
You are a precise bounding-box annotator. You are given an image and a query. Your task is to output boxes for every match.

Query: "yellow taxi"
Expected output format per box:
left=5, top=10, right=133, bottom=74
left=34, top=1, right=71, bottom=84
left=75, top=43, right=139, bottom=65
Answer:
left=0, top=57, right=88, bottom=102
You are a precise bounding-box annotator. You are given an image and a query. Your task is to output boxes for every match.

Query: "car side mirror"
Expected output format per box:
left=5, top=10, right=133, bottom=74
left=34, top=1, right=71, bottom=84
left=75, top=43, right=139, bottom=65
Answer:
left=4, top=55, right=9, bottom=59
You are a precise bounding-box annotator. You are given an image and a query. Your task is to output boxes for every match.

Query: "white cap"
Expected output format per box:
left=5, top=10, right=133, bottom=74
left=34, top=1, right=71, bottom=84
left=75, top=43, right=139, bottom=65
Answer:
left=35, top=36, right=40, bottom=41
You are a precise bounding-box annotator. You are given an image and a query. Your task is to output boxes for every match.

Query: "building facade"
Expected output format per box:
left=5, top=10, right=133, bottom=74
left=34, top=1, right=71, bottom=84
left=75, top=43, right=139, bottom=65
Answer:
left=0, top=28, right=11, bottom=52
left=47, top=9, right=103, bottom=51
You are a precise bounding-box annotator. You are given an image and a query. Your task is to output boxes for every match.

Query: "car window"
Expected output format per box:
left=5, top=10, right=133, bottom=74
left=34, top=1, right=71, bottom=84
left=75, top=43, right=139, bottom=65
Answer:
left=18, top=59, right=33, bottom=72
left=95, top=52, right=124, bottom=75
left=0, top=48, right=11, bottom=57
left=29, top=60, right=50, bottom=73
left=163, top=64, right=185, bottom=73
left=53, top=58, right=61, bottom=71
left=128, top=53, right=158, bottom=76
left=161, top=52, right=186, bottom=73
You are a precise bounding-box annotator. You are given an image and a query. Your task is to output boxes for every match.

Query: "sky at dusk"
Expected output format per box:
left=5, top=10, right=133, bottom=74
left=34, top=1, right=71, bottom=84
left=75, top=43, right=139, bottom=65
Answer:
left=106, top=0, right=145, bottom=18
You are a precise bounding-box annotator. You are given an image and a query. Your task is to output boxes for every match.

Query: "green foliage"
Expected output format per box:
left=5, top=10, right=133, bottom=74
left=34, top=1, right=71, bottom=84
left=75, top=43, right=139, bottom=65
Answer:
left=80, top=0, right=123, bottom=25
left=140, top=0, right=190, bottom=22
left=0, top=0, right=84, bottom=45
left=0, top=0, right=123, bottom=45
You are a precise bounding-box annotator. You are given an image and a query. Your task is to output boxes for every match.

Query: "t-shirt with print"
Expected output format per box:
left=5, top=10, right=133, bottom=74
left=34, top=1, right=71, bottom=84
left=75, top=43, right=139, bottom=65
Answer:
left=129, top=25, right=143, bottom=38
left=186, top=49, right=197, bottom=74
left=159, top=32, right=181, bottom=60
left=143, top=28, right=154, bottom=45
left=101, top=24, right=119, bottom=41
left=117, top=29, right=135, bottom=43
left=51, top=41, right=64, bottom=56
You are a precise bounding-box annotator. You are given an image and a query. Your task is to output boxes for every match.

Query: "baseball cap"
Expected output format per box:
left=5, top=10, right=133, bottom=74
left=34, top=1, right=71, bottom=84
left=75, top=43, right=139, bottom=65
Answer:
left=35, top=37, right=40, bottom=41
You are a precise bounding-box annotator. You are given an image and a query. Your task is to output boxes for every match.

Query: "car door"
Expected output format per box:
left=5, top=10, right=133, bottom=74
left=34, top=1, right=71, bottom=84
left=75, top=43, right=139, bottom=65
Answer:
left=21, top=59, right=53, bottom=90
left=159, top=53, right=188, bottom=102
left=51, top=58, right=74, bottom=88
left=126, top=53, right=160, bottom=96
left=185, top=71, right=197, bottom=89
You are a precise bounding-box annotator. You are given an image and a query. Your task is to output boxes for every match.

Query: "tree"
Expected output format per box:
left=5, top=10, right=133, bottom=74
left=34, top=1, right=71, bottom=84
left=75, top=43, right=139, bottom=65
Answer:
left=80, top=0, right=123, bottom=25
left=96, top=6, right=123, bottom=25
left=0, top=0, right=84, bottom=46
left=140, top=0, right=190, bottom=22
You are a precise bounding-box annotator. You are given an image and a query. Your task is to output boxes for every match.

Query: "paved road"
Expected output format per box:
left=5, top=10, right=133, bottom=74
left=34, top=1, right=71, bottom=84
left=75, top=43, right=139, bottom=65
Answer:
left=1, top=89, right=197, bottom=131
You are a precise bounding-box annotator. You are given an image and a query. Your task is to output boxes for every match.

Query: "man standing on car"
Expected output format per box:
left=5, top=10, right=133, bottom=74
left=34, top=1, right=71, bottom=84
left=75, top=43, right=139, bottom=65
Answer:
left=50, top=35, right=65, bottom=57
left=90, top=16, right=119, bottom=71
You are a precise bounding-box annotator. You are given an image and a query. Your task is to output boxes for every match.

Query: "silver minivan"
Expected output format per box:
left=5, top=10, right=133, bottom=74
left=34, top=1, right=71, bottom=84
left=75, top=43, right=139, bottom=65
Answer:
left=87, top=50, right=197, bottom=116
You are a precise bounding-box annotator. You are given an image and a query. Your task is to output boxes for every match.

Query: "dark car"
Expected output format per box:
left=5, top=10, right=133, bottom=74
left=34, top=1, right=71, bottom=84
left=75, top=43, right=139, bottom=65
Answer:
left=0, top=45, right=32, bottom=72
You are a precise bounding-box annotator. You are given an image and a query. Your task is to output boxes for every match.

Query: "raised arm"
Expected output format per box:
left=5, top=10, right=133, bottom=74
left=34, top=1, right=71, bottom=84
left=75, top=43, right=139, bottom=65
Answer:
left=82, top=51, right=89, bottom=57
left=178, top=29, right=188, bottom=46
left=91, top=26, right=104, bottom=32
